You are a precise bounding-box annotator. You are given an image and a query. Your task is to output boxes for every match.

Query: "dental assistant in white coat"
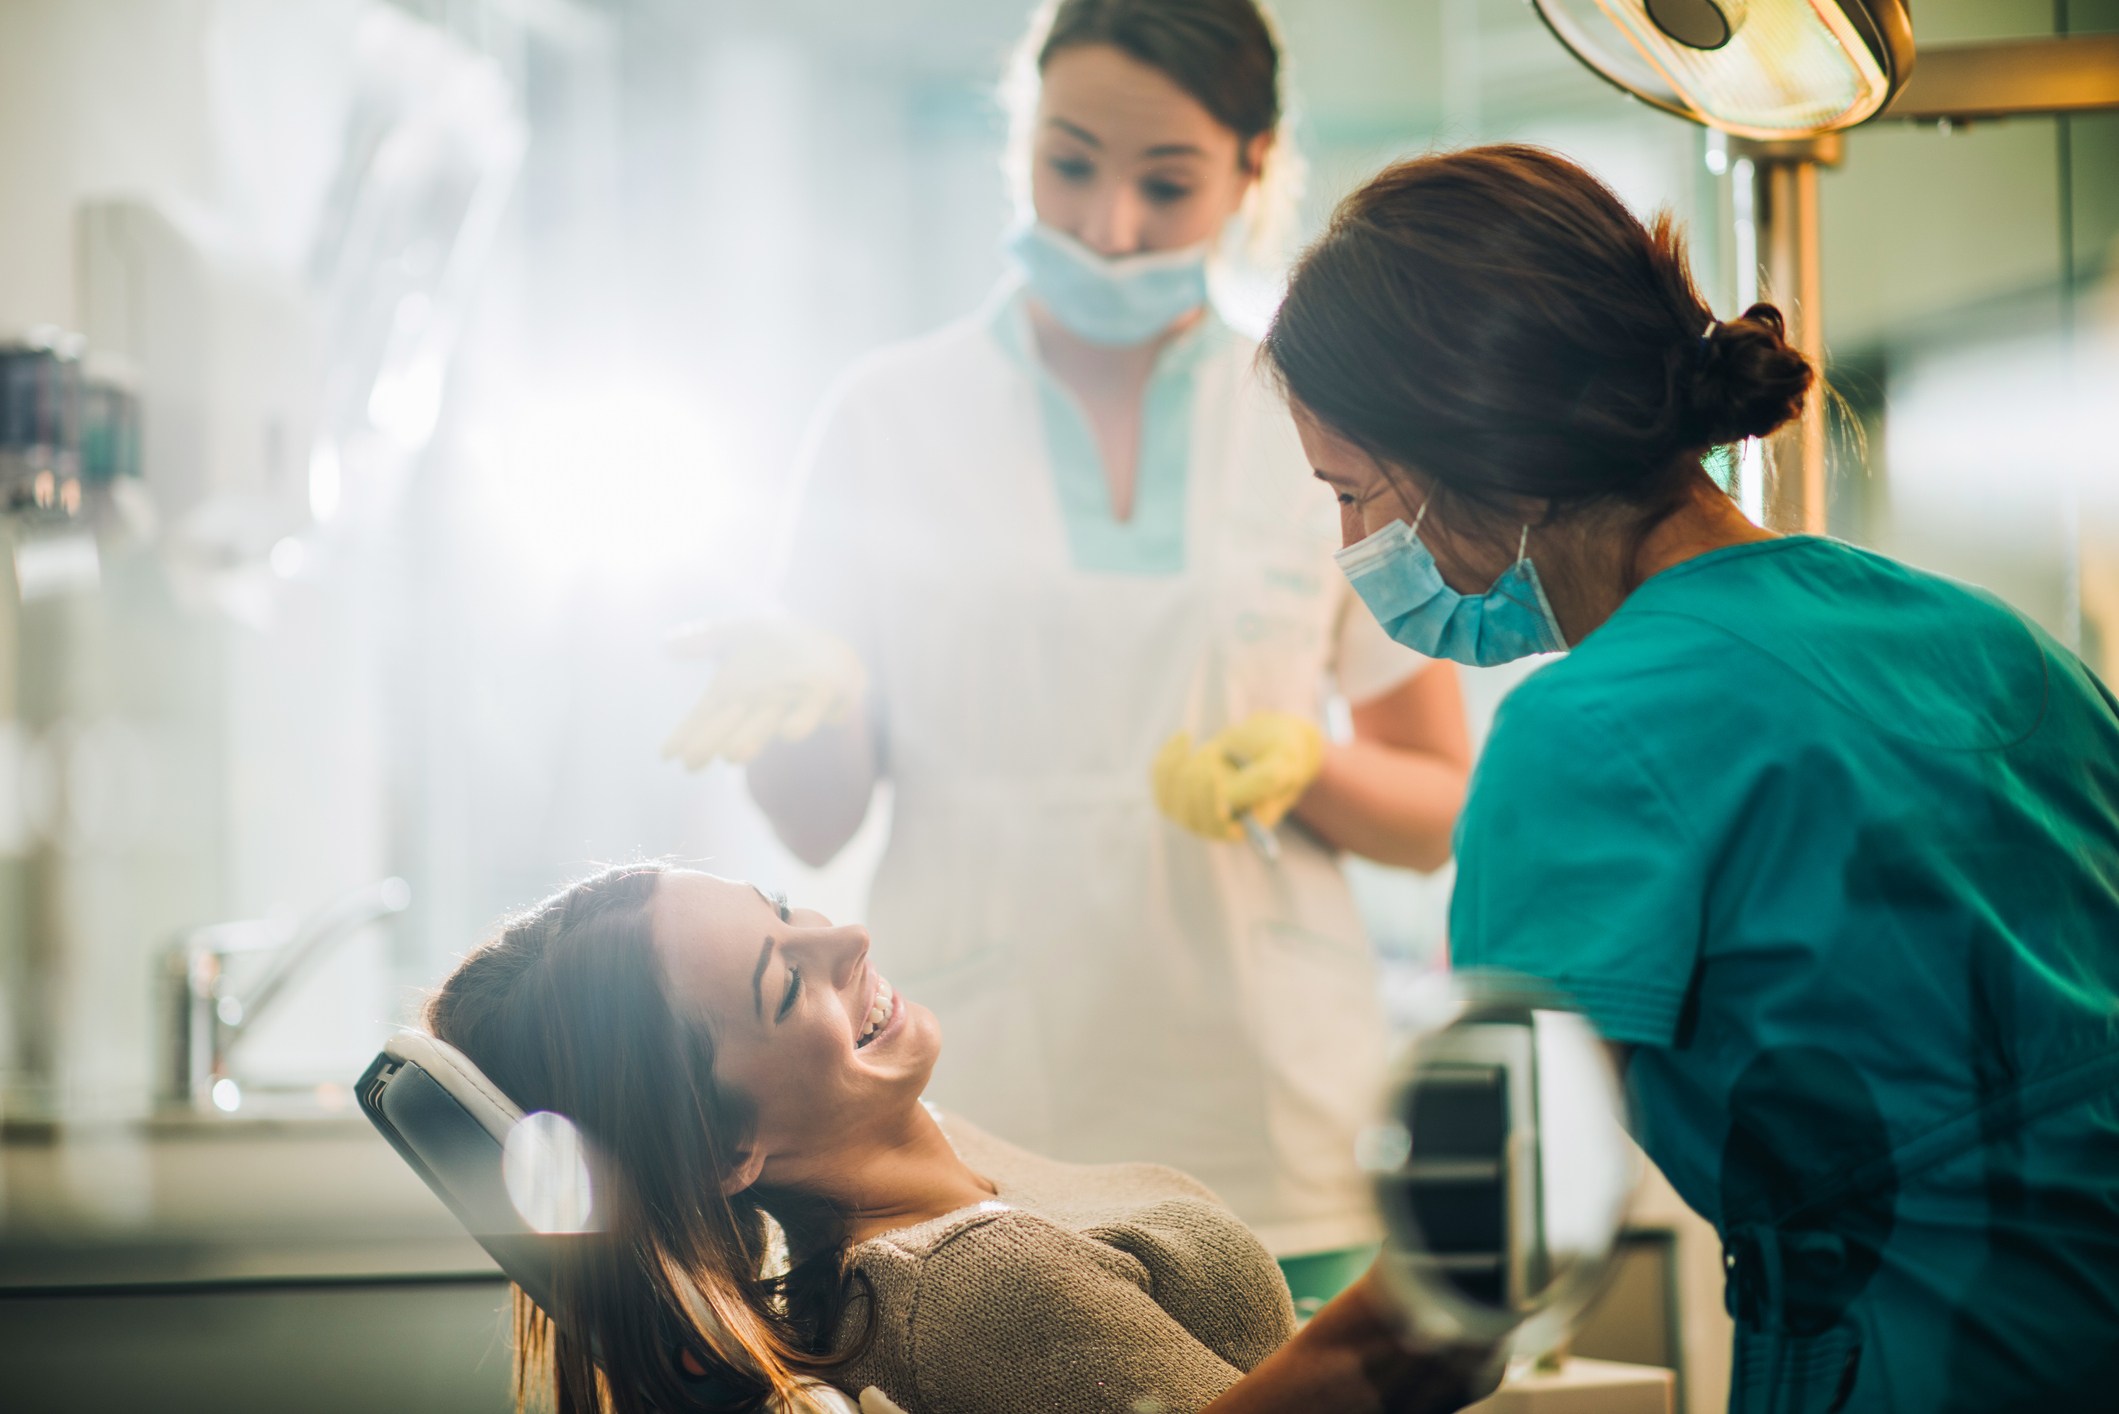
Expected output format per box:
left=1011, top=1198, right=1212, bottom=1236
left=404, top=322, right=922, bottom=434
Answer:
left=664, top=0, right=1470, bottom=1299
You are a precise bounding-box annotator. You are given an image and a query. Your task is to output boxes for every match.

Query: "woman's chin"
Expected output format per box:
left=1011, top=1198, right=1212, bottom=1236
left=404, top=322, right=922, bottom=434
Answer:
left=893, top=999, right=941, bottom=1066
left=886, top=1001, right=943, bottom=1088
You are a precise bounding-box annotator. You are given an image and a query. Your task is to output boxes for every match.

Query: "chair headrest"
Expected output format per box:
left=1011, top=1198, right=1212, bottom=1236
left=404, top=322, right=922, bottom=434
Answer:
left=357, top=1034, right=860, bottom=1414
left=382, top=1030, right=527, bottom=1141
left=358, top=1031, right=578, bottom=1319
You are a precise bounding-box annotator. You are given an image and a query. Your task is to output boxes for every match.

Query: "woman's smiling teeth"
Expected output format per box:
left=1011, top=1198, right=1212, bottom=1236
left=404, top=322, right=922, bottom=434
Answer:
left=857, top=976, right=895, bottom=1048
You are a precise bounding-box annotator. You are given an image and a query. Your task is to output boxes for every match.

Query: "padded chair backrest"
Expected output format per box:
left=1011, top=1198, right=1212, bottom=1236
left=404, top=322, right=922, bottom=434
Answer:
left=357, top=1034, right=863, bottom=1414
left=358, top=1031, right=579, bottom=1319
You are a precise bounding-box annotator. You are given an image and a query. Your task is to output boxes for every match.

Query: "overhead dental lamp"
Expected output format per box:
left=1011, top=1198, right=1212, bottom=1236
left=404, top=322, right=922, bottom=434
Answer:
left=1531, top=0, right=1915, bottom=534
left=1532, top=0, right=1915, bottom=139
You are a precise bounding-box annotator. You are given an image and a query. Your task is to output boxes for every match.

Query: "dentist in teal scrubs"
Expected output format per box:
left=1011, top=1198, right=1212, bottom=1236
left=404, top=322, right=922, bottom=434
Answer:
left=1265, top=144, right=2119, bottom=1413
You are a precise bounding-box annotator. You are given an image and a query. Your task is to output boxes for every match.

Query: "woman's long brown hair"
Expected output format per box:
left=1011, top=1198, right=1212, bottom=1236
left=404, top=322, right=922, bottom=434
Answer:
left=424, top=865, right=873, bottom=1413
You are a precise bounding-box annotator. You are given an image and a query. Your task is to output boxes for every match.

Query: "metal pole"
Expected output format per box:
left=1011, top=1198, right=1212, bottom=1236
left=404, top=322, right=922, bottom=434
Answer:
left=1737, top=135, right=1840, bottom=535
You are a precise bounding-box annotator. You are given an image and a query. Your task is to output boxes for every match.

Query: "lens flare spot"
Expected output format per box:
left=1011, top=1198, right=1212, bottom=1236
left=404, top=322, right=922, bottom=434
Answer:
left=502, top=1110, right=596, bottom=1234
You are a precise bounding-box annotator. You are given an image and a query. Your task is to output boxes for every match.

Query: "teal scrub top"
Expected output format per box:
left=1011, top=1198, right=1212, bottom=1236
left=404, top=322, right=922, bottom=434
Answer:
left=1450, top=537, right=2119, bottom=1414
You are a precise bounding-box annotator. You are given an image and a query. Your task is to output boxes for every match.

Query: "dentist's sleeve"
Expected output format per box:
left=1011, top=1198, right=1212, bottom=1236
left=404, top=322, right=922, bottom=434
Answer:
left=1448, top=675, right=1706, bottom=1047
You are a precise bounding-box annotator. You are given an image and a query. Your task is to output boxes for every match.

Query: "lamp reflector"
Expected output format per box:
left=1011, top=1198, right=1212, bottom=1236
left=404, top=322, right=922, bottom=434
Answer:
left=1537, top=0, right=1902, bottom=138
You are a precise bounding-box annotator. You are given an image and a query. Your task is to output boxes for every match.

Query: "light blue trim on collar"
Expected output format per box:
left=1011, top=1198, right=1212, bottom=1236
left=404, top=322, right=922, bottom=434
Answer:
left=989, top=286, right=1227, bottom=576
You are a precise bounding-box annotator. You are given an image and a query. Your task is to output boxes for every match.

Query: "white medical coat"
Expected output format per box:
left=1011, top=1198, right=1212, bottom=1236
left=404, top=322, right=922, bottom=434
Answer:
left=782, top=289, right=1426, bottom=1255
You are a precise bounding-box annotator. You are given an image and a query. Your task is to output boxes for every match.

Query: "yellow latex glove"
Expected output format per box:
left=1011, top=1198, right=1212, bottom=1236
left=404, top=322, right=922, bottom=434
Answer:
left=1152, top=711, right=1325, bottom=843
left=661, top=617, right=868, bottom=769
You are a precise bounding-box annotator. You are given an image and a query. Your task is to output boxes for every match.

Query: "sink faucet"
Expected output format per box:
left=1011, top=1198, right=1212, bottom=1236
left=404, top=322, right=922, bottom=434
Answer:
left=161, top=877, right=412, bottom=1112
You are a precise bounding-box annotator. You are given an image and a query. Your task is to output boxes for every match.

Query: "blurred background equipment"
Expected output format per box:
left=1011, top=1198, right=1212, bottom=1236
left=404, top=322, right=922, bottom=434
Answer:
left=0, top=329, right=86, bottom=519
left=1368, top=975, right=1666, bottom=1412
left=1528, top=2, right=2119, bottom=139
left=1369, top=980, right=1637, bottom=1353
left=1530, top=0, right=1915, bottom=139
left=1537, top=0, right=2119, bottom=538
left=1530, top=0, right=1921, bottom=537
left=163, top=877, right=411, bottom=1115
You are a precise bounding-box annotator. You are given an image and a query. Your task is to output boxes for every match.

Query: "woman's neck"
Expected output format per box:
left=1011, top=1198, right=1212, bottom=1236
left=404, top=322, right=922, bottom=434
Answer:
left=1023, top=298, right=1201, bottom=522
left=1024, top=296, right=1197, bottom=396
left=806, top=1105, right=999, bottom=1245
left=1551, top=481, right=1778, bottom=645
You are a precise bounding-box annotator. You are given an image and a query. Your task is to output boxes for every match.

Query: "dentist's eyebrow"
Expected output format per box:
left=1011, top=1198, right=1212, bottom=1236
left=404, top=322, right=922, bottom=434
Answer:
left=751, top=937, right=774, bottom=1022
left=1144, top=142, right=1205, bottom=158
left=1048, top=117, right=1102, bottom=148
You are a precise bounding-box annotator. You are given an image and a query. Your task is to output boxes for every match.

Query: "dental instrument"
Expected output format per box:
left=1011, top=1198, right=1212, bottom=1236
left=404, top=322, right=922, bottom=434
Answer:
left=1239, top=810, right=1281, bottom=864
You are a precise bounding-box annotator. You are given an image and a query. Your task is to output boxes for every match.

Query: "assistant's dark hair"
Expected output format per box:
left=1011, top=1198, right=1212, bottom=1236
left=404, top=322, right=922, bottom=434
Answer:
left=424, top=865, right=871, bottom=1414
left=1031, top=0, right=1282, bottom=162
left=1265, top=145, right=1813, bottom=548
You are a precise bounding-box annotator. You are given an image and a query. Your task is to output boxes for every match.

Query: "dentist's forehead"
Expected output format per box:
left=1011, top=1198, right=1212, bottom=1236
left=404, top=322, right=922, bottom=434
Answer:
left=1037, top=45, right=1228, bottom=155
left=1292, top=405, right=1383, bottom=475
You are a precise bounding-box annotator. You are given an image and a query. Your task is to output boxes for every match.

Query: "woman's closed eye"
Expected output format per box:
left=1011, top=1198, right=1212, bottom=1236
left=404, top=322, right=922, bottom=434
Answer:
left=768, top=890, right=798, bottom=1022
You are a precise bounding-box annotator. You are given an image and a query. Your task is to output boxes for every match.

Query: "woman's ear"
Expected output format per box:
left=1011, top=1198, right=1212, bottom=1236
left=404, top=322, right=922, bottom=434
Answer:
left=1241, top=131, right=1273, bottom=179
left=719, top=1146, right=767, bottom=1195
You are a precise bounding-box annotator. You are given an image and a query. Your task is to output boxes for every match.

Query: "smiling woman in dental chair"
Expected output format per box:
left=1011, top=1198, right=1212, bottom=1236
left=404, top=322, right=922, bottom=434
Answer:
left=425, top=865, right=1488, bottom=1414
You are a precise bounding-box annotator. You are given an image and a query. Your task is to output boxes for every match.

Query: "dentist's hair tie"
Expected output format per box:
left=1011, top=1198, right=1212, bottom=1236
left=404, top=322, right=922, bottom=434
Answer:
left=1695, top=319, right=1720, bottom=366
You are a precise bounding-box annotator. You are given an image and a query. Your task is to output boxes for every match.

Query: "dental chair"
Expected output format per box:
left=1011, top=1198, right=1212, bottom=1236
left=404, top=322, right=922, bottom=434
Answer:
left=358, top=1032, right=863, bottom=1414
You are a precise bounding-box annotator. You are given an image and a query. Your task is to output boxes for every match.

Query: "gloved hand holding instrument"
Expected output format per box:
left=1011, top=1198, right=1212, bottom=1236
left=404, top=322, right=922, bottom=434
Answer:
left=1152, top=711, right=1326, bottom=862
left=662, top=617, right=868, bottom=770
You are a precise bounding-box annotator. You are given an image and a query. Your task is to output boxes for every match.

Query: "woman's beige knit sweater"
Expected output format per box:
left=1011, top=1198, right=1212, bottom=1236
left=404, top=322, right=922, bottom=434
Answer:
left=830, top=1114, right=1297, bottom=1414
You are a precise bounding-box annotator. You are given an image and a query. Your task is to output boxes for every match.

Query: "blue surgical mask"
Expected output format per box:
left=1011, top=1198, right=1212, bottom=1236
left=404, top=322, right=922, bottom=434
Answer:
left=1334, top=507, right=1569, bottom=666
left=1005, top=220, right=1209, bottom=347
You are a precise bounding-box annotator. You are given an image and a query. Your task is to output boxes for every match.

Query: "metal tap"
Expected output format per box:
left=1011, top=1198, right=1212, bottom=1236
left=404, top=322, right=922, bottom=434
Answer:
left=161, top=877, right=411, bottom=1112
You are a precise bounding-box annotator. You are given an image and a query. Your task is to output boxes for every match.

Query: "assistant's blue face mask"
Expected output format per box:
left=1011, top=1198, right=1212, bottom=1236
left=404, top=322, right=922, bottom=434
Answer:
left=1334, top=507, right=1569, bottom=666
left=1005, top=220, right=1209, bottom=347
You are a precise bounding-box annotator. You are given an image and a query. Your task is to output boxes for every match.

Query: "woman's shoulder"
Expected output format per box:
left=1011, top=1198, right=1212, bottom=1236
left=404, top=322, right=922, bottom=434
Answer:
left=849, top=1111, right=1245, bottom=1271
left=940, top=1112, right=1230, bottom=1209
left=837, top=1116, right=1294, bottom=1409
left=824, top=300, right=1021, bottom=412
left=847, top=1200, right=1155, bottom=1345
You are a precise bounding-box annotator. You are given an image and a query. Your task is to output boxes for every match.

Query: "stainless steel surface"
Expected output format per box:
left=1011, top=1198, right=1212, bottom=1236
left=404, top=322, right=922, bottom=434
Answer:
left=1734, top=135, right=1838, bottom=537
left=0, top=1276, right=512, bottom=1414
left=0, top=1113, right=489, bottom=1290
left=1884, top=36, right=2119, bottom=123
left=160, top=878, right=411, bottom=1113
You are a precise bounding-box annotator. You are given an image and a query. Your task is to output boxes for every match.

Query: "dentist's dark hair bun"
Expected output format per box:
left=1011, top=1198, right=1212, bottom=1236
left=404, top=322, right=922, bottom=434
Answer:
left=1691, top=302, right=1813, bottom=445
left=1265, top=145, right=1821, bottom=543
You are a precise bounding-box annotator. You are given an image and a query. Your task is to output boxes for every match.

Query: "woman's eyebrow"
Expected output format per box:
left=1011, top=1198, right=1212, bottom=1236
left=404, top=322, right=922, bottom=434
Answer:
left=1046, top=116, right=1101, bottom=148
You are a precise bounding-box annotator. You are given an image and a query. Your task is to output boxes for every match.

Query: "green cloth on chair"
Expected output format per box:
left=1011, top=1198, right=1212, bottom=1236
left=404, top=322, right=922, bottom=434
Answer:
left=1277, top=1244, right=1377, bottom=1321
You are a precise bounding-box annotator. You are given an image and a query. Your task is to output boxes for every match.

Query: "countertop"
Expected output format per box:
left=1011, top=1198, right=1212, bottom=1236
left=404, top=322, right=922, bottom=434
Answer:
left=1, top=1111, right=495, bottom=1290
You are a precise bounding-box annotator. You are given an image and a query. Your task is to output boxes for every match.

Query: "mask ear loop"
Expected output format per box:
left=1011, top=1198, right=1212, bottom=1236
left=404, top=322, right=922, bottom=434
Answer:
left=1411, top=501, right=1431, bottom=535
left=1516, top=524, right=1532, bottom=566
